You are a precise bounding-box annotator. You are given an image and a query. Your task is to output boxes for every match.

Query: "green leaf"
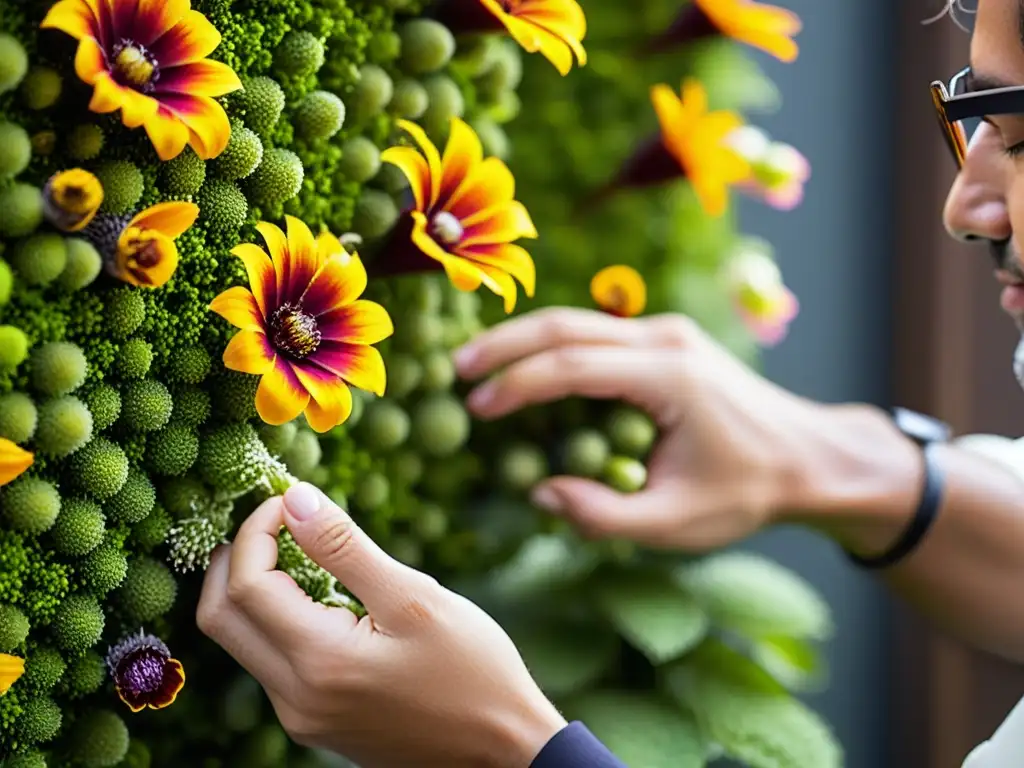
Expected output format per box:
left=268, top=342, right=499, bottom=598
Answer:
left=678, top=552, right=833, bottom=640
left=664, top=640, right=843, bottom=768
left=562, top=690, right=706, bottom=768
left=594, top=569, right=709, bottom=664
left=484, top=534, right=600, bottom=602
left=508, top=620, right=619, bottom=699
left=683, top=39, right=783, bottom=114
left=750, top=635, right=830, bottom=694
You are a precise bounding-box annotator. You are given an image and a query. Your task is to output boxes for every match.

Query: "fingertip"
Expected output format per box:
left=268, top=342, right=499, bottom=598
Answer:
left=453, top=344, right=480, bottom=377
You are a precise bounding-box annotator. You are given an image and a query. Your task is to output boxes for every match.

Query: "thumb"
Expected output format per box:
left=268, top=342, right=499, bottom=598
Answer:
left=282, top=482, right=426, bottom=623
left=530, top=476, right=681, bottom=547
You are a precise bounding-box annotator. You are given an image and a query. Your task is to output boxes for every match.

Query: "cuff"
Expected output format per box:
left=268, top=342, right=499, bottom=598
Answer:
left=529, top=721, right=627, bottom=768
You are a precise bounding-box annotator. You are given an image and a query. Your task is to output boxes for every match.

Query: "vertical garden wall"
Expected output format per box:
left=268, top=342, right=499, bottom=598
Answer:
left=0, top=0, right=838, bottom=766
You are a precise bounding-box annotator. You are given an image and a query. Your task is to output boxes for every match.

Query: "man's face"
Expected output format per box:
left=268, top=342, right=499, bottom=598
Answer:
left=945, top=0, right=1024, bottom=323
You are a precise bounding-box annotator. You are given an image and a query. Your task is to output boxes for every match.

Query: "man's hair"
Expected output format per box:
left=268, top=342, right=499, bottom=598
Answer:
left=924, top=0, right=975, bottom=30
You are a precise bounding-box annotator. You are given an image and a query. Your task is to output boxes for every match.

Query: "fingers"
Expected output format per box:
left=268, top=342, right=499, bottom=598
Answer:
left=282, top=483, right=440, bottom=631
left=464, top=346, right=683, bottom=420
left=455, top=307, right=699, bottom=381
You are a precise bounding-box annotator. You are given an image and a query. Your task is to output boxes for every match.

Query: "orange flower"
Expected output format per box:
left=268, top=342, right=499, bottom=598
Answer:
left=381, top=118, right=537, bottom=313
left=42, top=169, right=104, bottom=232
left=0, top=654, right=25, bottom=696
left=84, top=202, right=199, bottom=288
left=650, top=0, right=801, bottom=62
left=0, top=439, right=33, bottom=487
left=41, top=0, right=242, bottom=161
left=210, top=217, right=393, bottom=433
left=591, top=266, right=647, bottom=318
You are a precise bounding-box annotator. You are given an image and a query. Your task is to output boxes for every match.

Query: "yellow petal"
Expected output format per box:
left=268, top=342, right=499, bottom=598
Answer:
left=314, top=343, right=388, bottom=397
left=40, top=0, right=95, bottom=40
left=256, top=221, right=289, bottom=267
left=283, top=214, right=320, bottom=304
left=74, top=36, right=106, bottom=84
left=315, top=231, right=346, bottom=263
left=394, top=119, right=442, bottom=207
left=459, top=242, right=536, bottom=297
left=209, top=285, right=266, bottom=331
left=143, top=107, right=192, bottom=162
left=318, top=300, right=395, bottom=345
left=460, top=201, right=537, bottom=247
left=477, top=262, right=519, bottom=313
left=439, top=118, right=484, bottom=203
left=254, top=359, right=310, bottom=426
left=0, top=654, right=26, bottom=696
left=223, top=329, right=276, bottom=375
left=505, top=16, right=575, bottom=75
left=115, top=229, right=180, bottom=288
left=590, top=265, right=647, bottom=317
left=0, top=439, right=33, bottom=486
left=231, top=242, right=277, bottom=317
left=293, top=365, right=354, bottom=433
left=448, top=157, right=517, bottom=224
left=88, top=73, right=130, bottom=114
left=128, top=202, right=199, bottom=238
left=381, top=146, right=432, bottom=211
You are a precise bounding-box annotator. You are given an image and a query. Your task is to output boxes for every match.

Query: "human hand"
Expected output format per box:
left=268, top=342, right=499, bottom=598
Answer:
left=197, top=483, right=566, bottom=768
left=454, top=307, right=903, bottom=551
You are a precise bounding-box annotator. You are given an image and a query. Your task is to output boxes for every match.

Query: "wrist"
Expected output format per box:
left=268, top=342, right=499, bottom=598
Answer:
left=487, top=694, right=567, bottom=768
left=778, top=403, right=926, bottom=558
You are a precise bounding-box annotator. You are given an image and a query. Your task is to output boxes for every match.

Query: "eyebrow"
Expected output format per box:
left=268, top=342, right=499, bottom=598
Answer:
left=966, top=70, right=1020, bottom=93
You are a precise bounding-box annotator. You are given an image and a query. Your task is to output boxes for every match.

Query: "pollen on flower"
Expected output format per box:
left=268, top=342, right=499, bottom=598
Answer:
left=112, top=43, right=157, bottom=89
left=430, top=211, right=464, bottom=245
left=105, top=631, right=185, bottom=713
left=269, top=304, right=321, bottom=360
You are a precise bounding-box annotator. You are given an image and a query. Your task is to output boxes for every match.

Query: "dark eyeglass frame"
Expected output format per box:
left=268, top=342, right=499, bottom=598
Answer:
left=932, top=66, right=1024, bottom=167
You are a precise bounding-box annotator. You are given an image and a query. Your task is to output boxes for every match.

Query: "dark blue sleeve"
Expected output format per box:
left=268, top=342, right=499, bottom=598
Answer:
left=530, top=721, right=627, bottom=768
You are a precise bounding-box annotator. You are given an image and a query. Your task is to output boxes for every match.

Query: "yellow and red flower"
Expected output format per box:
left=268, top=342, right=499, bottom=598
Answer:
left=0, top=439, right=33, bottom=487
left=591, top=265, right=647, bottom=318
left=106, top=631, right=185, bottom=712
left=380, top=118, right=537, bottom=313
left=727, top=126, right=810, bottom=210
left=42, top=169, right=104, bottom=232
left=211, top=217, right=393, bottom=433
left=724, top=245, right=798, bottom=347
left=649, top=0, right=801, bottom=62
left=41, top=0, right=242, bottom=161
left=438, top=0, right=586, bottom=75
left=84, top=202, right=199, bottom=288
left=0, top=654, right=25, bottom=697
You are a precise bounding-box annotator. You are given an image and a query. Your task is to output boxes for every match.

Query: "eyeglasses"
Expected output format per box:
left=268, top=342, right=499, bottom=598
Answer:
left=932, top=66, right=1024, bottom=168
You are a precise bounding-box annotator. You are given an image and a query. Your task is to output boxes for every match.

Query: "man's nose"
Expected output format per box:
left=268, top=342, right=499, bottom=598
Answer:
left=943, top=128, right=1012, bottom=244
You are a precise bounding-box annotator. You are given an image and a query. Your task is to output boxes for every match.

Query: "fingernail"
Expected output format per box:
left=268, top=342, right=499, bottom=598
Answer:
left=284, top=482, right=322, bottom=521
left=467, top=382, right=495, bottom=411
left=531, top=486, right=563, bottom=515
left=454, top=344, right=477, bottom=372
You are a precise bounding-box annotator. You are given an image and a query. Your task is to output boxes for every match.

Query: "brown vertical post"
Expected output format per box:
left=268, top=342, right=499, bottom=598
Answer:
left=890, top=5, right=1024, bottom=767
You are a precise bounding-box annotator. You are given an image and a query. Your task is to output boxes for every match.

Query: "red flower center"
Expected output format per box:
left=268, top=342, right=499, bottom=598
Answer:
left=270, top=303, right=321, bottom=360
left=112, top=41, right=158, bottom=90
left=430, top=211, right=464, bottom=246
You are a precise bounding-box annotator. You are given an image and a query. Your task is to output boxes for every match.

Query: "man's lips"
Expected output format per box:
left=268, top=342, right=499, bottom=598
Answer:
left=997, top=269, right=1024, bottom=314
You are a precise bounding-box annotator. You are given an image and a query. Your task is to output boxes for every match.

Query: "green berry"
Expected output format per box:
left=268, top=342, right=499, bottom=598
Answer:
left=15, top=697, right=62, bottom=745
left=0, top=325, right=29, bottom=370
left=0, top=604, right=29, bottom=650
left=146, top=424, right=199, bottom=476
left=477, top=41, right=523, bottom=96
left=119, top=557, right=177, bottom=623
left=0, top=33, right=29, bottom=94
left=497, top=442, right=549, bottom=492
left=275, top=31, right=325, bottom=78
left=132, top=503, right=172, bottom=551
left=0, top=121, right=31, bottom=178
left=368, top=29, right=402, bottom=63
left=67, top=123, right=105, bottom=161
left=12, top=232, right=68, bottom=286
left=59, top=237, right=103, bottom=290
left=338, top=136, right=382, bottom=183
left=390, top=449, right=424, bottom=485
left=602, top=455, right=648, bottom=493
left=71, top=437, right=130, bottom=499
left=391, top=78, right=429, bottom=119
left=393, top=313, right=444, bottom=353
left=239, top=76, right=286, bottom=137
left=0, top=260, right=12, bottom=305
left=54, top=593, right=105, bottom=652
left=282, top=429, right=322, bottom=480
left=248, top=148, right=304, bottom=206
left=116, top=338, right=154, bottom=379
left=197, top=178, right=248, bottom=233
left=351, top=188, right=398, bottom=240
left=212, top=120, right=264, bottom=180
left=35, top=395, right=94, bottom=457
left=483, top=88, right=521, bottom=124
left=160, top=146, right=206, bottom=196
left=605, top=408, right=657, bottom=457
left=23, top=646, right=66, bottom=692
left=52, top=497, right=106, bottom=556
left=170, top=386, right=211, bottom=428
left=470, top=117, right=510, bottom=160
left=358, top=400, right=410, bottom=451
left=81, top=545, right=128, bottom=594
left=258, top=421, right=297, bottom=456
left=85, top=384, right=121, bottom=432
left=106, top=466, right=156, bottom=523
left=410, top=394, right=470, bottom=457
left=169, top=345, right=212, bottom=384
left=210, top=371, right=259, bottom=421
left=4, top=751, right=46, bottom=768
left=453, top=34, right=502, bottom=77
left=422, top=75, right=465, bottom=138
left=561, top=429, right=610, bottom=478
left=68, top=710, right=130, bottom=768
left=385, top=353, right=422, bottom=399
left=413, top=503, right=449, bottom=541
left=296, top=90, right=346, bottom=141
left=30, top=129, right=56, bottom=156
left=0, top=183, right=44, bottom=237
left=2, top=477, right=61, bottom=534
left=351, top=64, right=394, bottom=121
left=0, top=392, right=37, bottom=443
left=421, top=349, right=455, bottom=390
left=120, top=380, right=174, bottom=433
left=389, top=535, right=422, bottom=567
left=373, top=162, right=411, bottom=197
left=353, top=472, right=390, bottom=511
left=105, top=288, right=146, bottom=338
left=63, top=650, right=106, bottom=698
left=30, top=341, right=87, bottom=396
left=20, top=66, right=62, bottom=110
left=95, top=160, right=144, bottom=215
left=399, top=19, right=456, bottom=75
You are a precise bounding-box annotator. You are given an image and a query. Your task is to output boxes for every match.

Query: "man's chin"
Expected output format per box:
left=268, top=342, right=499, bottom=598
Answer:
left=1014, top=334, right=1024, bottom=392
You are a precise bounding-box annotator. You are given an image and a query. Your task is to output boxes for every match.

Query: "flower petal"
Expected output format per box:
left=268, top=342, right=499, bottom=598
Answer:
left=315, top=231, right=346, bottom=262
left=133, top=0, right=191, bottom=46
left=148, top=9, right=222, bottom=67
left=146, top=658, right=186, bottom=710
left=40, top=0, right=97, bottom=41
left=458, top=242, right=536, bottom=297
left=128, top=201, right=199, bottom=238
left=255, top=359, right=310, bottom=426
left=157, top=93, right=232, bottom=159
left=209, top=285, right=266, bottom=331
left=231, top=243, right=277, bottom=317
left=394, top=120, right=442, bottom=208
left=504, top=15, right=575, bottom=75
left=410, top=210, right=458, bottom=268
left=73, top=36, right=106, bottom=84
left=292, top=363, right=354, bottom=433
left=114, top=229, right=179, bottom=288
left=144, top=106, right=192, bottom=161
left=380, top=146, right=430, bottom=211
left=460, top=201, right=537, bottom=247
left=282, top=215, right=320, bottom=306
left=317, top=300, right=394, bottom=344
left=300, top=251, right=369, bottom=318
left=88, top=73, right=130, bottom=114
left=438, top=118, right=483, bottom=205
left=223, top=329, right=276, bottom=375
left=446, top=157, right=516, bottom=223
left=154, top=60, right=243, bottom=98
left=256, top=221, right=289, bottom=268
left=590, top=264, right=647, bottom=317
left=311, top=342, right=387, bottom=397
left=476, top=262, right=519, bottom=313
left=0, top=653, right=25, bottom=696
left=0, top=439, right=33, bottom=486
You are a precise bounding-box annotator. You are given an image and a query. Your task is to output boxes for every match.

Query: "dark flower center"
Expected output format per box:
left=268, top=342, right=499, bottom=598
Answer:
left=111, top=40, right=159, bottom=90
left=270, top=303, right=321, bottom=359
left=118, top=650, right=166, bottom=695
left=430, top=211, right=464, bottom=246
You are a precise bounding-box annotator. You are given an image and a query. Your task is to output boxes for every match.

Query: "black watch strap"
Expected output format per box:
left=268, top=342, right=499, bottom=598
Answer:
left=845, top=408, right=951, bottom=570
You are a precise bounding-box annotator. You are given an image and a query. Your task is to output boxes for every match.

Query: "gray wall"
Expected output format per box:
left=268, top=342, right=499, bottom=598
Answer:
left=732, top=0, right=897, bottom=766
